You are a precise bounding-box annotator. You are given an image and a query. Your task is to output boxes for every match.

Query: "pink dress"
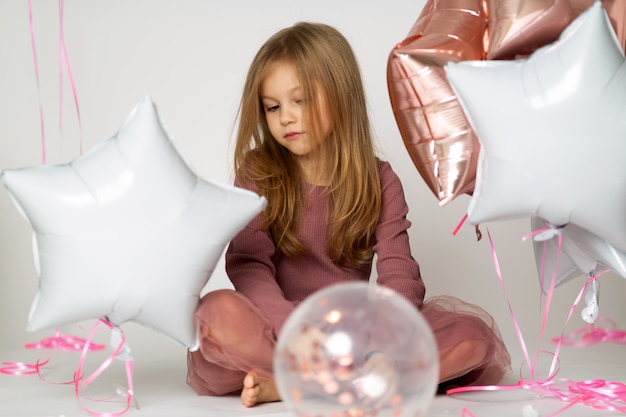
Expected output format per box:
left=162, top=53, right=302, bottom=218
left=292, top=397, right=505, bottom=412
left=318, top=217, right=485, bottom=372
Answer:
left=187, top=161, right=511, bottom=395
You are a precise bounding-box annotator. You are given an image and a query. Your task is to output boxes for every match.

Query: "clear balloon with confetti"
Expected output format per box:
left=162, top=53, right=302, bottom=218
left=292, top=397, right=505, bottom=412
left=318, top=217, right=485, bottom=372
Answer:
left=274, top=281, right=438, bottom=417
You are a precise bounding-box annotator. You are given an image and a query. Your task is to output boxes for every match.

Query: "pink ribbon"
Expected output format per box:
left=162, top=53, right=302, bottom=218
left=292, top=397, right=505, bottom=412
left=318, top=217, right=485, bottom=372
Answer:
left=73, top=319, right=136, bottom=417
left=554, top=320, right=626, bottom=347
left=27, top=0, right=46, bottom=164
left=448, top=227, right=626, bottom=416
left=27, top=0, right=83, bottom=164
left=452, top=213, right=468, bottom=236
left=1, top=320, right=135, bottom=416
left=0, top=327, right=104, bottom=376
left=532, top=378, right=626, bottom=413
left=0, top=357, right=49, bottom=376
left=57, top=0, right=83, bottom=153
left=450, top=378, right=626, bottom=416
left=25, top=327, right=106, bottom=352
left=461, top=408, right=477, bottom=417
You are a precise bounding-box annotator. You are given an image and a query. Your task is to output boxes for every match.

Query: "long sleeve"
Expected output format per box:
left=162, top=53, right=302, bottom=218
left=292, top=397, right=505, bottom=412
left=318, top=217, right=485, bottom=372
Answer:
left=373, top=162, right=426, bottom=310
left=225, top=191, right=296, bottom=335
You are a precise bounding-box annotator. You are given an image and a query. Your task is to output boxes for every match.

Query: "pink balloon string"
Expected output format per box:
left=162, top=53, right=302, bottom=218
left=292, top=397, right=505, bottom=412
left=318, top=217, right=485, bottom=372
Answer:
left=27, top=0, right=83, bottom=164
left=452, top=213, right=468, bottom=236
left=447, top=229, right=626, bottom=416
left=27, top=0, right=46, bottom=164
left=58, top=0, right=83, bottom=154
left=0, top=320, right=135, bottom=416
left=547, top=271, right=626, bottom=347
left=73, top=319, right=136, bottom=417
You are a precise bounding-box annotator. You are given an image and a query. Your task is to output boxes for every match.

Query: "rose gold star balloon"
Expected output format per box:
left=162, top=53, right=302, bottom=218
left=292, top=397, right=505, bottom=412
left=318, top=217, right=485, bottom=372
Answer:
left=387, top=0, right=487, bottom=206
left=486, top=0, right=626, bottom=60
left=486, top=0, right=577, bottom=60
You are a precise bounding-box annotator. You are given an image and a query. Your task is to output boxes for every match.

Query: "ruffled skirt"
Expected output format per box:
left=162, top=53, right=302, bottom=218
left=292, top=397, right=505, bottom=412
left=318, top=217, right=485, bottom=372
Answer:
left=187, top=289, right=511, bottom=396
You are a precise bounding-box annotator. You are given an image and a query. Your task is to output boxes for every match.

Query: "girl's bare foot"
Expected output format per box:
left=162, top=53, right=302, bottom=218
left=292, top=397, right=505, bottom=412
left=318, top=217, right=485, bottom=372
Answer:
left=240, top=369, right=280, bottom=407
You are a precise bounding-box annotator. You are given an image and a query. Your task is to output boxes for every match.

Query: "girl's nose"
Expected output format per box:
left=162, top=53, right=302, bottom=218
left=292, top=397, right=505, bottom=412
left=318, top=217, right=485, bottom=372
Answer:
left=280, top=105, right=296, bottom=125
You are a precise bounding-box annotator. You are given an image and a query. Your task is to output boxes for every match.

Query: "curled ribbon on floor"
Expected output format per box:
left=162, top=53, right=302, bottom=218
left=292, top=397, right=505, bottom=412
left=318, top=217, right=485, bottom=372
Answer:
left=0, top=357, right=50, bottom=376
left=25, top=327, right=106, bottom=352
left=0, top=327, right=103, bottom=376
left=554, top=319, right=626, bottom=347
left=448, top=230, right=626, bottom=417
left=0, top=320, right=136, bottom=416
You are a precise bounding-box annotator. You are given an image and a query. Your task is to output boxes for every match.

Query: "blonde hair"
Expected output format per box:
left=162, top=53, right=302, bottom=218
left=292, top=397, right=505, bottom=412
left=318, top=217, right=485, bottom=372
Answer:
left=233, top=21, right=381, bottom=267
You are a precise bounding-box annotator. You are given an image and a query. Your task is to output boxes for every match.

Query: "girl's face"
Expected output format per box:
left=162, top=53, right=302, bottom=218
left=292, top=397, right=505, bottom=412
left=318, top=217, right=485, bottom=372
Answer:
left=260, top=60, right=331, bottom=165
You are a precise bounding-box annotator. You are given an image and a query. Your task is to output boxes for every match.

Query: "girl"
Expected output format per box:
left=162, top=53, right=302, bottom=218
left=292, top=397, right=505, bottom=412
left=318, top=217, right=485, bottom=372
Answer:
left=187, top=22, right=511, bottom=408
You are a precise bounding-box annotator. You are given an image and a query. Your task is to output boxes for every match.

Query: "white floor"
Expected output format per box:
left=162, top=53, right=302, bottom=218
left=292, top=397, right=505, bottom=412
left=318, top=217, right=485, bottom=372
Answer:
left=1, top=337, right=624, bottom=417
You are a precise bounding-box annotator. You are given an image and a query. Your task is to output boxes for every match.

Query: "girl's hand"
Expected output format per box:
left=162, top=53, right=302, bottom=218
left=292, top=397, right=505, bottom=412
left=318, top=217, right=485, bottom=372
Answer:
left=285, top=325, right=330, bottom=381
left=353, top=351, right=399, bottom=407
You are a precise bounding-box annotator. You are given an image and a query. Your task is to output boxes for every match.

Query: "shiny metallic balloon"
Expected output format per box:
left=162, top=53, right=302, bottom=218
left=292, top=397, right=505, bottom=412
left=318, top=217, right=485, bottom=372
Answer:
left=387, top=0, right=486, bottom=206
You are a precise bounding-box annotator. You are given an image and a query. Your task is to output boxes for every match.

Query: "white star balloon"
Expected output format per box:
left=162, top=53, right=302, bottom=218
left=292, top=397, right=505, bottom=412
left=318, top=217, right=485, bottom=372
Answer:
left=446, top=2, right=626, bottom=252
left=530, top=217, right=626, bottom=294
left=1, top=97, right=266, bottom=350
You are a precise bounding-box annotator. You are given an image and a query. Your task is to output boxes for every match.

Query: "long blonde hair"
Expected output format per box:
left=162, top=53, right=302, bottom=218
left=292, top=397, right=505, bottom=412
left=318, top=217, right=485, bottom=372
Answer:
left=233, top=22, right=381, bottom=267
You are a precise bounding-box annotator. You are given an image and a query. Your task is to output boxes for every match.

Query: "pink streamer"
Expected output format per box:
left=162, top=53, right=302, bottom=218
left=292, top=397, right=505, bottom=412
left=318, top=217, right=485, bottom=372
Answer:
left=1, top=320, right=135, bottom=416
left=448, top=228, right=626, bottom=416
left=27, top=0, right=83, bottom=164
left=452, top=213, right=468, bottom=236
left=27, top=0, right=46, bottom=164
left=73, top=319, right=136, bottom=417
left=0, top=327, right=104, bottom=376
left=0, top=357, right=49, bottom=376
left=25, top=327, right=106, bottom=352
left=57, top=0, right=83, bottom=154
left=555, top=319, right=626, bottom=347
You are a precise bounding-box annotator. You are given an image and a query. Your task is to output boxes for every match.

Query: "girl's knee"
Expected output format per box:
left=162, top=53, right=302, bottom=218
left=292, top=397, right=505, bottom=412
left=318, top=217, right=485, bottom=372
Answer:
left=199, top=289, right=241, bottom=315
left=451, top=340, right=490, bottom=372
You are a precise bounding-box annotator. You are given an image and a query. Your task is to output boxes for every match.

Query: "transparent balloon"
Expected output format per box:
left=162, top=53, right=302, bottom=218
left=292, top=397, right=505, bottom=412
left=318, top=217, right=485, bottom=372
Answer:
left=274, top=282, right=438, bottom=417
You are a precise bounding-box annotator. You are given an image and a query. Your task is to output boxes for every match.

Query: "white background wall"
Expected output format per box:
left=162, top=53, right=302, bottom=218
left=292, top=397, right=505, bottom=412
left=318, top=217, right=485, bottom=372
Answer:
left=1, top=0, right=625, bottom=368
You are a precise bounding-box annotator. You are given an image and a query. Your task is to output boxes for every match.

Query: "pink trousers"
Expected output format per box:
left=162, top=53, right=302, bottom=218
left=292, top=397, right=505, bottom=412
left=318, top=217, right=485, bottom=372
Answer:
left=187, top=289, right=511, bottom=395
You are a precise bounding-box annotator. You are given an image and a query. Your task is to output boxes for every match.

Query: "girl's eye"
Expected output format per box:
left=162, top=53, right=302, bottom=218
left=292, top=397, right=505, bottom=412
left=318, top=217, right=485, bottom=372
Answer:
left=266, top=105, right=279, bottom=112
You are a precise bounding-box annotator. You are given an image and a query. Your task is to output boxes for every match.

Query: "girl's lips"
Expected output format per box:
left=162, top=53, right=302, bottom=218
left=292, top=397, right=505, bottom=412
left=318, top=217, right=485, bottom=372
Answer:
left=284, top=132, right=301, bottom=140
